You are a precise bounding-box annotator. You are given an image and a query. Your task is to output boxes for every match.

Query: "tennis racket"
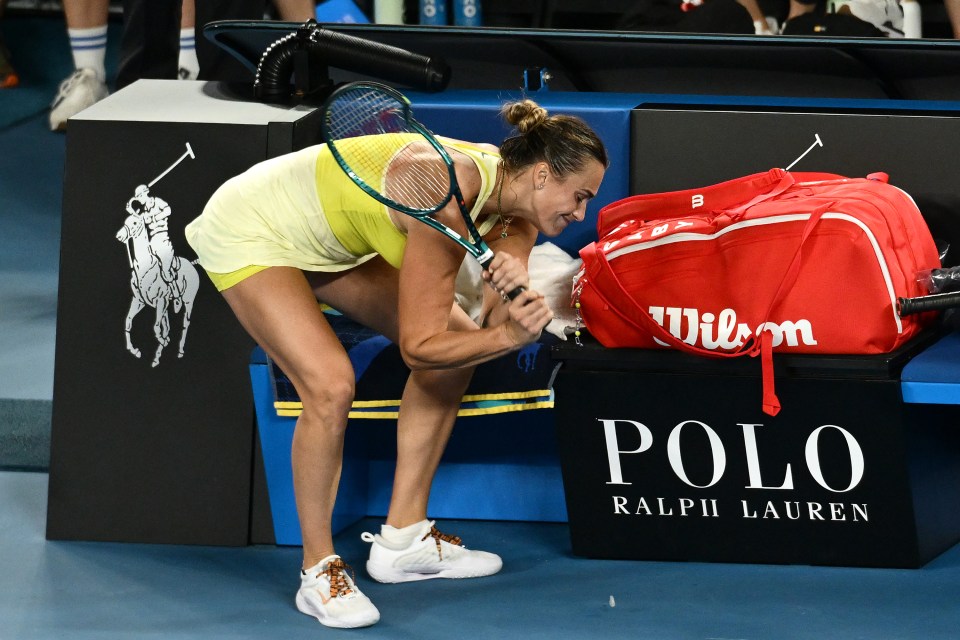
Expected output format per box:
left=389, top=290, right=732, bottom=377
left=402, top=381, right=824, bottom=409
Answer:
left=897, top=291, right=960, bottom=316
left=319, top=81, right=524, bottom=300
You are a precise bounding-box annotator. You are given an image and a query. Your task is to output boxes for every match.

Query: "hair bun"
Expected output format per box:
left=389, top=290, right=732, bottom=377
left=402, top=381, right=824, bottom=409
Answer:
left=497, top=98, right=608, bottom=178
left=502, top=99, right=548, bottom=134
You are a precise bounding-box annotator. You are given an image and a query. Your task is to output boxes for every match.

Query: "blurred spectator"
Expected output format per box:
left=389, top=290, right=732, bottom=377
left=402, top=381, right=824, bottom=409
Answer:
left=0, top=0, right=19, bottom=88
left=0, top=44, right=14, bottom=89
left=179, top=0, right=314, bottom=80
left=49, top=0, right=111, bottom=130
left=178, top=0, right=199, bottom=79
left=782, top=0, right=904, bottom=36
left=49, top=0, right=199, bottom=130
left=272, top=0, right=316, bottom=21
left=115, top=1, right=180, bottom=89
left=51, top=1, right=311, bottom=131
left=946, top=0, right=960, bottom=37
left=617, top=0, right=776, bottom=35
left=120, top=0, right=314, bottom=87
left=783, top=0, right=819, bottom=20
left=829, top=0, right=904, bottom=35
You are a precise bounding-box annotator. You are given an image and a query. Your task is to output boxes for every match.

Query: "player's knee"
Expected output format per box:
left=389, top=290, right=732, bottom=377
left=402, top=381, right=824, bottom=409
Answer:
left=298, top=377, right=355, bottom=424
left=413, top=366, right=474, bottom=401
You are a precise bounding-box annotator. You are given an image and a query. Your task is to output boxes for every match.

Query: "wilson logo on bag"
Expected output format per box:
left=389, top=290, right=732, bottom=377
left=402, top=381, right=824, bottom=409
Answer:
left=575, top=169, right=941, bottom=416
left=645, top=306, right=818, bottom=350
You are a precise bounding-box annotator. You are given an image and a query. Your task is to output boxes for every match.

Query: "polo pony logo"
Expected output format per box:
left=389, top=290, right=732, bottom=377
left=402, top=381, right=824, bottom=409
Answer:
left=115, top=143, right=200, bottom=367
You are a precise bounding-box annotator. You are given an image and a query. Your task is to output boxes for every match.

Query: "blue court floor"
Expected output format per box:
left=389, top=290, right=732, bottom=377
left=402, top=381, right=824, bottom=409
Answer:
left=2, top=12, right=960, bottom=640
left=3, top=470, right=960, bottom=639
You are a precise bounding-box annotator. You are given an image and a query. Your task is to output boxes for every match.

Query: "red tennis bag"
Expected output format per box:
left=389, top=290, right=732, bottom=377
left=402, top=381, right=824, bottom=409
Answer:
left=575, top=168, right=941, bottom=416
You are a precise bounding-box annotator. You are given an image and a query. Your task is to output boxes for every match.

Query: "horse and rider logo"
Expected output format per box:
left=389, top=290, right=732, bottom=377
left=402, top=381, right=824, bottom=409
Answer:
left=115, top=143, right=200, bottom=367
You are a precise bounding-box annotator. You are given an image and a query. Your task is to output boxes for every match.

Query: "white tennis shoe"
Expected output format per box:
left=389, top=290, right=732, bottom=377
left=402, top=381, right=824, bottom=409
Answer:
left=49, top=68, right=108, bottom=132
left=362, top=520, right=503, bottom=583
left=295, top=555, right=380, bottom=628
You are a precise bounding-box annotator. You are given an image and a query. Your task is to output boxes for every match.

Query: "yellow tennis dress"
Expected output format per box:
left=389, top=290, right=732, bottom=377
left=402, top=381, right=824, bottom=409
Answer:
left=184, top=136, right=502, bottom=291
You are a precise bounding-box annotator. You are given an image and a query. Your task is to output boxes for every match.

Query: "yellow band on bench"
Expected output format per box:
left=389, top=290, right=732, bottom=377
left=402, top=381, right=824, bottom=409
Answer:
left=275, top=389, right=555, bottom=419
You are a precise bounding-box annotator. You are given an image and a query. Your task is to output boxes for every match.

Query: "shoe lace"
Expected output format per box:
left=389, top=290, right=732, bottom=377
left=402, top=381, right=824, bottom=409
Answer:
left=422, top=526, right=462, bottom=560
left=321, top=558, right=355, bottom=599
left=51, top=70, right=86, bottom=106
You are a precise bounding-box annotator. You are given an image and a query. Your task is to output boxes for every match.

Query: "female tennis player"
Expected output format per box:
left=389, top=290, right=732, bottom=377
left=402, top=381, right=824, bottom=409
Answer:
left=185, top=98, right=607, bottom=628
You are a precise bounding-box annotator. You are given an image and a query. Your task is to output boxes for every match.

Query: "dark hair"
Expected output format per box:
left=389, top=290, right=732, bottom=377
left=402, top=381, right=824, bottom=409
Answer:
left=499, top=99, right=609, bottom=178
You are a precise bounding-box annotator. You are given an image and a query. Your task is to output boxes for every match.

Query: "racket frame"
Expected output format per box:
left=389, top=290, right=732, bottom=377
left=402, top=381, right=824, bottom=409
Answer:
left=321, top=82, right=495, bottom=268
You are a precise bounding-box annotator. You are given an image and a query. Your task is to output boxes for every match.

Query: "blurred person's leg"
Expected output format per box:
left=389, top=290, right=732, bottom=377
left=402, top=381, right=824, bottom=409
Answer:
left=273, top=0, right=315, bottom=21
left=179, top=0, right=199, bottom=79
left=64, top=0, right=110, bottom=81
left=50, top=0, right=111, bottom=130
left=116, top=0, right=179, bottom=89
left=786, top=0, right=818, bottom=19
left=945, top=0, right=960, bottom=37
left=195, top=0, right=267, bottom=84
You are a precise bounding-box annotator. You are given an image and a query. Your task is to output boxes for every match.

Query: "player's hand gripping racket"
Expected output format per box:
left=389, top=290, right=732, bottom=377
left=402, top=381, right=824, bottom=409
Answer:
left=320, top=81, right=525, bottom=300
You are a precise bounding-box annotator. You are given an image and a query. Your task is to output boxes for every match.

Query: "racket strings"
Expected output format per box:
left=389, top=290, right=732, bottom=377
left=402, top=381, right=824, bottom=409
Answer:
left=326, top=88, right=453, bottom=213
left=389, top=151, right=451, bottom=210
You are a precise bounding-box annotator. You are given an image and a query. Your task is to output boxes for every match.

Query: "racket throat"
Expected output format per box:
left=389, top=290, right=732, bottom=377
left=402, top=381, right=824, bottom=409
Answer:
left=476, top=248, right=495, bottom=270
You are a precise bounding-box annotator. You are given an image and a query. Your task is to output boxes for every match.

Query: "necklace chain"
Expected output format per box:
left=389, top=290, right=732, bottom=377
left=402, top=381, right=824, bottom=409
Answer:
left=497, top=163, right=513, bottom=239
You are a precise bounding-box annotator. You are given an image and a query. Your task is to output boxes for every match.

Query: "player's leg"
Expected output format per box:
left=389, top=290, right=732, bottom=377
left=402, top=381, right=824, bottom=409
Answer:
left=308, top=258, right=476, bottom=529
left=365, top=360, right=503, bottom=585
left=221, top=266, right=354, bottom=566
left=222, top=265, right=380, bottom=628
left=363, top=336, right=501, bottom=584
left=311, top=260, right=502, bottom=583
left=389, top=329, right=475, bottom=528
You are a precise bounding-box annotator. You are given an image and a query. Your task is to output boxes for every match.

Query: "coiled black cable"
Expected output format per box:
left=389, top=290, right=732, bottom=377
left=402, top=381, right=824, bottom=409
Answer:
left=254, top=23, right=450, bottom=102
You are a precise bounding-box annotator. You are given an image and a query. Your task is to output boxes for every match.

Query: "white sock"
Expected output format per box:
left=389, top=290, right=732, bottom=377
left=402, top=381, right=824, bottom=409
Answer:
left=379, top=520, right=429, bottom=549
left=68, top=25, right=108, bottom=82
left=177, top=28, right=199, bottom=79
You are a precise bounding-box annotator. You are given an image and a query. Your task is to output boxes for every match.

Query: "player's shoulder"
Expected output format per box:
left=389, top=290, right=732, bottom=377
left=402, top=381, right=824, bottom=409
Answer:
left=442, top=136, right=499, bottom=156
left=475, top=142, right=499, bottom=155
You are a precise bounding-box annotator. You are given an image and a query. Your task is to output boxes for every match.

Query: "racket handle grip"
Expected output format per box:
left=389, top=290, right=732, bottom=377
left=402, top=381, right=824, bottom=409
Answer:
left=479, top=253, right=525, bottom=300
left=897, top=291, right=960, bottom=316
left=504, top=285, right=526, bottom=301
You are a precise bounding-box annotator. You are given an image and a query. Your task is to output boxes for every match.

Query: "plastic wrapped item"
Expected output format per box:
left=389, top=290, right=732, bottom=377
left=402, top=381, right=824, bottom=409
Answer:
left=937, top=240, right=950, bottom=263
left=918, top=266, right=960, bottom=294
left=915, top=242, right=954, bottom=294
